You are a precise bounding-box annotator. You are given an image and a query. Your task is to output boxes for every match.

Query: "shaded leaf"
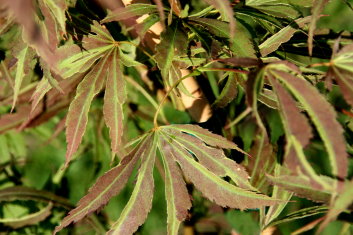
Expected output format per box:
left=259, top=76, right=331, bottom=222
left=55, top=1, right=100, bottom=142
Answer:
left=266, top=205, right=328, bottom=228
left=308, top=0, right=329, bottom=55
left=203, top=0, right=235, bottom=38
left=0, top=202, right=53, bottom=229
left=267, top=174, right=333, bottom=203
left=189, top=18, right=256, bottom=58
left=212, top=73, right=238, bottom=108
left=319, top=180, right=353, bottom=231
left=259, top=16, right=312, bottom=57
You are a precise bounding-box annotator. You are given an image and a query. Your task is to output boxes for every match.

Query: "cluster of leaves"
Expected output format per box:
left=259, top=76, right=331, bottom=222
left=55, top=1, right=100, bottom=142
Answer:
left=1, top=0, right=353, bottom=234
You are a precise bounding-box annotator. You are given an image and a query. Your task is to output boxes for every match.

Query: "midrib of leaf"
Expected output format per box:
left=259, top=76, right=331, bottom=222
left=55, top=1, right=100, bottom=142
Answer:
left=161, top=133, right=275, bottom=200
left=168, top=132, right=256, bottom=191
left=272, top=70, right=345, bottom=179
left=109, top=134, right=157, bottom=234
left=12, top=45, right=29, bottom=111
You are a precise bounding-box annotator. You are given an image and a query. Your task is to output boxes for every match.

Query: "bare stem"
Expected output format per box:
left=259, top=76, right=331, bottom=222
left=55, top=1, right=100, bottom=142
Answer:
left=153, top=70, right=200, bottom=128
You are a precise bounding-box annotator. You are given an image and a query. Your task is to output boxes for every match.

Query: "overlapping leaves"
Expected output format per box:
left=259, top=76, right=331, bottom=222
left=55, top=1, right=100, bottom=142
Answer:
left=55, top=125, right=279, bottom=234
left=57, top=22, right=136, bottom=166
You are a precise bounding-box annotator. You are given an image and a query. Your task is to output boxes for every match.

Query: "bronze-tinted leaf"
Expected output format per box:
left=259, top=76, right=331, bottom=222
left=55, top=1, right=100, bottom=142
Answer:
left=54, top=135, right=152, bottom=234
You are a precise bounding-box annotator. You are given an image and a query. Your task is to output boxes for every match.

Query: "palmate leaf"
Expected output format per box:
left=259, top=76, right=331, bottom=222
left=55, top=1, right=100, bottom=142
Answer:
left=55, top=125, right=279, bottom=235
left=59, top=22, right=130, bottom=165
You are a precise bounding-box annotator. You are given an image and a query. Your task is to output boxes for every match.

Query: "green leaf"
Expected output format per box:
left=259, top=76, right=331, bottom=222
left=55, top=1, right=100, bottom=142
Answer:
left=259, top=16, right=312, bottom=57
left=102, top=4, right=159, bottom=23
left=155, top=21, right=188, bottom=79
left=203, top=0, right=235, bottom=38
left=189, top=18, right=257, bottom=58
left=0, top=202, right=53, bottom=229
left=11, top=45, right=29, bottom=111
left=212, top=73, right=238, bottom=108
left=266, top=205, right=328, bottom=228
left=246, top=0, right=299, bottom=18
left=319, top=180, right=353, bottom=231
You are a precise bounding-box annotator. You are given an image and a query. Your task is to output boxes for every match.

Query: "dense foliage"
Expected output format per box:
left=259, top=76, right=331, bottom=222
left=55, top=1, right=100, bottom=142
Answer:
left=1, top=0, right=353, bottom=234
